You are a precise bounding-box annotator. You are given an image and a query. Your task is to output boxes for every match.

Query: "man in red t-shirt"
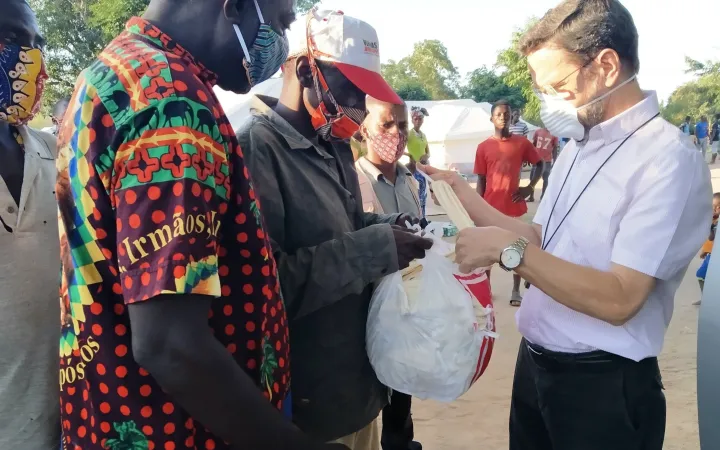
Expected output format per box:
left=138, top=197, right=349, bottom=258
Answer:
left=529, top=128, right=559, bottom=202
left=474, top=100, right=543, bottom=306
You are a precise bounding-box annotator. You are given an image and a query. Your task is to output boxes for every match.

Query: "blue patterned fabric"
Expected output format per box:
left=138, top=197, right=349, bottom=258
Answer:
left=413, top=171, right=427, bottom=218
left=245, top=24, right=289, bottom=86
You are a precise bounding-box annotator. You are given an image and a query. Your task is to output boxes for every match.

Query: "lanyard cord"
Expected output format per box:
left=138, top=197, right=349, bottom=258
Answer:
left=541, top=113, right=660, bottom=251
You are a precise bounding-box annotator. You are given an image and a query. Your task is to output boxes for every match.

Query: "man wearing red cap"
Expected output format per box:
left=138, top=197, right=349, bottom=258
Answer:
left=236, top=8, right=432, bottom=450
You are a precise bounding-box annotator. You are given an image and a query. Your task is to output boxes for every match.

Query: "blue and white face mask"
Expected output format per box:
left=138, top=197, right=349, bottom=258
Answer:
left=233, top=0, right=290, bottom=87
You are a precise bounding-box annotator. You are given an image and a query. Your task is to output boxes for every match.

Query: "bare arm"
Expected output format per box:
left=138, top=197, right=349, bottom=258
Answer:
left=475, top=175, right=486, bottom=197
left=424, top=166, right=541, bottom=246
left=517, top=245, right=654, bottom=325
left=529, top=160, right=544, bottom=188
left=453, top=148, right=711, bottom=325
left=130, top=295, right=338, bottom=450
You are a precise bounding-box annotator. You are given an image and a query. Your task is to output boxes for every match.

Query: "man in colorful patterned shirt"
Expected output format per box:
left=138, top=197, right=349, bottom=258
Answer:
left=56, top=1, right=347, bottom=449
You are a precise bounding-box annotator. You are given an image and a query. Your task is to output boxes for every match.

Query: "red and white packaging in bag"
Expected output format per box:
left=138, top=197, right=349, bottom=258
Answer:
left=454, top=270, right=496, bottom=384
left=366, top=235, right=497, bottom=402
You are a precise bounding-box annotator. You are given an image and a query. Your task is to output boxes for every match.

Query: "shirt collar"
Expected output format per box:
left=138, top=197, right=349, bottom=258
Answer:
left=250, top=95, right=323, bottom=148
left=125, top=17, right=218, bottom=87
left=357, top=157, right=411, bottom=182
left=587, top=91, right=660, bottom=146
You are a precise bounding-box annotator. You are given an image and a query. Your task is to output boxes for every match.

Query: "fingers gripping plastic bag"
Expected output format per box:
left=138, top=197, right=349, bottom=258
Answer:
left=366, top=234, right=496, bottom=402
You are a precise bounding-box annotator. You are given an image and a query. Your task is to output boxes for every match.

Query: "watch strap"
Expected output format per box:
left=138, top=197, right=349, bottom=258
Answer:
left=500, top=236, right=530, bottom=271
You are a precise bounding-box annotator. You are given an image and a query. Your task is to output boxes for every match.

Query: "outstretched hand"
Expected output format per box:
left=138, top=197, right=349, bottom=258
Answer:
left=417, top=163, right=465, bottom=189
left=392, top=225, right=434, bottom=269
left=417, top=164, right=475, bottom=208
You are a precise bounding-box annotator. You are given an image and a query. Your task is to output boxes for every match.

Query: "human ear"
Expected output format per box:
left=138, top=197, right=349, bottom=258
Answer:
left=596, top=48, right=622, bottom=88
left=223, top=0, right=244, bottom=21
left=296, top=56, right=314, bottom=89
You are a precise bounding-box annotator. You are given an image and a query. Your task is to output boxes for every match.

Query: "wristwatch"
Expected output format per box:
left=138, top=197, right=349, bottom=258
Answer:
left=499, top=236, right=530, bottom=272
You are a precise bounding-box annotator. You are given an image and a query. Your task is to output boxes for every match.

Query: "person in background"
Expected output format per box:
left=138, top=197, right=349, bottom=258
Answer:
left=509, top=108, right=530, bottom=138
left=423, top=1, right=711, bottom=448
left=354, top=96, right=423, bottom=450
left=356, top=98, right=420, bottom=217
left=407, top=156, right=427, bottom=219
left=559, top=136, right=570, bottom=153
left=696, top=115, right=710, bottom=158
left=474, top=100, right=543, bottom=307
left=407, top=107, right=429, bottom=164
left=41, top=97, right=70, bottom=136
left=406, top=107, right=430, bottom=217
left=528, top=127, right=558, bottom=202
left=0, top=2, right=60, bottom=449
left=710, top=113, right=719, bottom=164
left=56, top=0, right=347, bottom=449
left=694, top=192, right=720, bottom=305
left=680, top=115, right=693, bottom=136
left=236, top=9, right=432, bottom=450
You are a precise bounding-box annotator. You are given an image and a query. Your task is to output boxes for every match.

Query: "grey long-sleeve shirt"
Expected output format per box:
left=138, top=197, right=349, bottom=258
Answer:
left=236, top=95, right=399, bottom=441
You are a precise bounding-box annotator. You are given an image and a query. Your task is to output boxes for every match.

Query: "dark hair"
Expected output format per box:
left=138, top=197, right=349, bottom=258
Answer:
left=491, top=100, right=511, bottom=116
left=714, top=192, right=720, bottom=199
left=518, top=0, right=640, bottom=75
left=686, top=116, right=692, bottom=121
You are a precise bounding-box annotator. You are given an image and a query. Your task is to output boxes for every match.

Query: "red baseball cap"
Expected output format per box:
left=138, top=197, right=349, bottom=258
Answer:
left=299, top=9, right=403, bottom=105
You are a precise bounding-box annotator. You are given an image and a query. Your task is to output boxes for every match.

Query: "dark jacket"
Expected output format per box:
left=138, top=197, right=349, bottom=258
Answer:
left=236, top=96, right=399, bottom=441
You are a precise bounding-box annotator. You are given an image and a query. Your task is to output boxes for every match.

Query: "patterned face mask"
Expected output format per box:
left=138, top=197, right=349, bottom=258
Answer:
left=0, top=43, right=47, bottom=125
left=364, top=128, right=407, bottom=163
left=306, top=64, right=365, bottom=141
left=233, top=0, right=289, bottom=88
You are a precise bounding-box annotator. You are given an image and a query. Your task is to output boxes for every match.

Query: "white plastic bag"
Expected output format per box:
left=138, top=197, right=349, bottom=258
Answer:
left=366, top=237, right=496, bottom=402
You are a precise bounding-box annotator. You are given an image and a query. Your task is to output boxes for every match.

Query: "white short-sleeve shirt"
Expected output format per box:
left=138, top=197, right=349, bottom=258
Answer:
left=517, top=91, right=712, bottom=362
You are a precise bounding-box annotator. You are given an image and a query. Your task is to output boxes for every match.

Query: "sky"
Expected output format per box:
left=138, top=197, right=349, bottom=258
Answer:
left=286, top=0, right=719, bottom=103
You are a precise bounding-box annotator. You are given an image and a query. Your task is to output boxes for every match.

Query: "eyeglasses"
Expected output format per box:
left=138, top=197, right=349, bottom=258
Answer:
left=534, top=58, right=595, bottom=97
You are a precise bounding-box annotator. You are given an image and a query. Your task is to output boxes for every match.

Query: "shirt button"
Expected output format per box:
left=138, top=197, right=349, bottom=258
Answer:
left=7, top=206, right=16, bottom=214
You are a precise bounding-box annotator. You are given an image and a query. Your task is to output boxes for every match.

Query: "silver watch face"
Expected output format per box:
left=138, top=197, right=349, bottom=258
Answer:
left=501, top=248, right=522, bottom=269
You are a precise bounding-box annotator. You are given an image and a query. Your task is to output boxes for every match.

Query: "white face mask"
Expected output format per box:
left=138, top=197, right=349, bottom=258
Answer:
left=538, top=74, right=637, bottom=141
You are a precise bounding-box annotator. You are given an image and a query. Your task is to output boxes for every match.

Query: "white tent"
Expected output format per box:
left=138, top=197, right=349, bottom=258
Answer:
left=406, top=100, right=497, bottom=175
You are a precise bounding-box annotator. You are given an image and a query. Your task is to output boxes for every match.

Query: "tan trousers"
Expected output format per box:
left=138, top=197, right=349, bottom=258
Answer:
left=329, top=420, right=380, bottom=450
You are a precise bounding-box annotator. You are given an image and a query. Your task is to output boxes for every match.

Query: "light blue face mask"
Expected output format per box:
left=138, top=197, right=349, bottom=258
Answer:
left=233, top=0, right=290, bottom=87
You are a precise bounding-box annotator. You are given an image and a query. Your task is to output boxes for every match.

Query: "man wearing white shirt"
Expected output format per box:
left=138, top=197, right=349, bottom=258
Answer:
left=421, top=1, right=712, bottom=449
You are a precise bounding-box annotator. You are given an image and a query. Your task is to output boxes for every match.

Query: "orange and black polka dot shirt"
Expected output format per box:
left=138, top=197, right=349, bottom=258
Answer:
left=56, top=17, right=290, bottom=449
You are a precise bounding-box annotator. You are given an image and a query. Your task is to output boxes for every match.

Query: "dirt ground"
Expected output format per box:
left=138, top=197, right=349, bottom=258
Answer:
left=410, top=165, right=720, bottom=450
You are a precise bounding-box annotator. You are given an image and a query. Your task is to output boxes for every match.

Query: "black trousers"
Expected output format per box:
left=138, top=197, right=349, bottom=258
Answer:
left=510, top=339, right=666, bottom=450
left=381, top=391, right=414, bottom=450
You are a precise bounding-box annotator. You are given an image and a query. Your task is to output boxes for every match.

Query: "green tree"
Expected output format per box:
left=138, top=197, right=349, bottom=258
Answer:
left=31, top=0, right=146, bottom=111
left=31, top=0, right=106, bottom=111
left=495, top=19, right=539, bottom=124
left=395, top=80, right=432, bottom=101
left=461, top=66, right=525, bottom=110
left=404, top=40, right=459, bottom=100
left=382, top=40, right=459, bottom=101
left=89, top=0, right=149, bottom=41
left=662, top=58, right=720, bottom=125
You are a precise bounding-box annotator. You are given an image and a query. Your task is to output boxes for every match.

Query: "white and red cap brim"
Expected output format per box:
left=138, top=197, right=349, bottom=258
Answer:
left=300, top=8, right=403, bottom=105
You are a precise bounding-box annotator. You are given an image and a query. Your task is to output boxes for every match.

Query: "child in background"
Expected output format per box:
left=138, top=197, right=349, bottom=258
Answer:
left=695, top=192, right=720, bottom=305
